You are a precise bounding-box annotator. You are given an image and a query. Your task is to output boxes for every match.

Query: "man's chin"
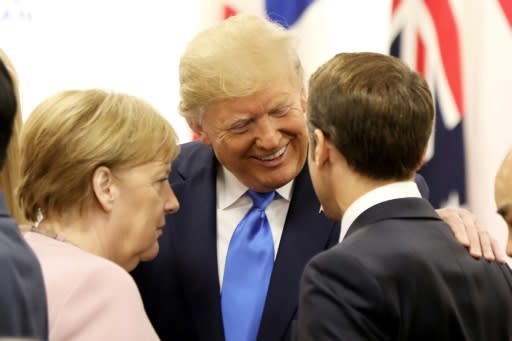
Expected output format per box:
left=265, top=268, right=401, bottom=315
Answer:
left=256, top=172, right=299, bottom=192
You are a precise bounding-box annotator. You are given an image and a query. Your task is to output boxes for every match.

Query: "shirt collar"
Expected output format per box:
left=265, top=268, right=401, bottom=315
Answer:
left=217, top=165, right=293, bottom=209
left=340, top=180, right=422, bottom=241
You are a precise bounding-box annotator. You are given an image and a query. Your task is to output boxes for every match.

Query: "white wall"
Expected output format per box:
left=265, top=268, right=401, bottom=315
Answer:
left=1, top=0, right=202, bottom=143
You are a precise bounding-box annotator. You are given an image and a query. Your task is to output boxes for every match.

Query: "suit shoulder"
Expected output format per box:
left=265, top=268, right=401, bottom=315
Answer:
left=304, top=245, right=384, bottom=298
left=307, top=244, right=365, bottom=274
left=0, top=223, right=47, bottom=341
left=0, top=218, right=40, bottom=270
left=174, top=141, right=212, bottom=164
left=171, top=141, right=215, bottom=180
left=44, top=249, right=157, bottom=340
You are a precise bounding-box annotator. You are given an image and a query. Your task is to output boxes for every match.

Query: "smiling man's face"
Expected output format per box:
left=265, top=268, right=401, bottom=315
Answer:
left=195, top=77, right=308, bottom=192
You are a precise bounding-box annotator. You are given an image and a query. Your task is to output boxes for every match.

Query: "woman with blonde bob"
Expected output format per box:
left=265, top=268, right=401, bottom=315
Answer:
left=18, top=89, right=180, bottom=340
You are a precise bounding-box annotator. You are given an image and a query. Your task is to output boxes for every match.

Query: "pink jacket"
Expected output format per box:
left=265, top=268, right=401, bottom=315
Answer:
left=25, top=232, right=159, bottom=341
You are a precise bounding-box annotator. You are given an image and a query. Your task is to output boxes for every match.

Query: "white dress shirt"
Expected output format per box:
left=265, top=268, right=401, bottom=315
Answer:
left=216, top=165, right=293, bottom=288
left=339, top=181, right=422, bottom=243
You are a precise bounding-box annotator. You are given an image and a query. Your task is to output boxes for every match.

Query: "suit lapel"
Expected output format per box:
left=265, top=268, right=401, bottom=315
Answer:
left=173, top=144, right=340, bottom=341
left=346, top=198, right=442, bottom=240
left=171, top=144, right=225, bottom=340
left=258, top=166, right=339, bottom=341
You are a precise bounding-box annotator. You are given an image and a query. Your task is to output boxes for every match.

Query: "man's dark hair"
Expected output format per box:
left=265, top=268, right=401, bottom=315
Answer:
left=308, top=52, right=434, bottom=181
left=0, top=59, right=17, bottom=170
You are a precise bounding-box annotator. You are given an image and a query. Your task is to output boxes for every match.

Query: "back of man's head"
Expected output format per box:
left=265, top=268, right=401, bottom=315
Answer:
left=0, top=58, right=17, bottom=171
left=307, top=52, right=434, bottom=181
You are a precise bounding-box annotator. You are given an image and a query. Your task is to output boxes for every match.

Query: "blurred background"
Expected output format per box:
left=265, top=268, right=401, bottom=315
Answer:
left=2, top=0, right=511, bottom=254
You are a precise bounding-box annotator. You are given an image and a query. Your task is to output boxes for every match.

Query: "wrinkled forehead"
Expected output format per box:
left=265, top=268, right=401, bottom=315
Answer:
left=205, top=78, right=302, bottom=116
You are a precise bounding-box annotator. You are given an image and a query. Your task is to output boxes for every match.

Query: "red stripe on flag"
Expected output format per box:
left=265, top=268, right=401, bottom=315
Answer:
left=498, top=0, right=512, bottom=27
left=223, top=5, right=238, bottom=19
left=392, top=0, right=403, bottom=14
left=416, top=33, right=426, bottom=75
left=423, top=0, right=464, bottom=116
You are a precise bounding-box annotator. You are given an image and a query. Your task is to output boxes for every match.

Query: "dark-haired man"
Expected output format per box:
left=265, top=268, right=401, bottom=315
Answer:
left=298, top=52, right=512, bottom=340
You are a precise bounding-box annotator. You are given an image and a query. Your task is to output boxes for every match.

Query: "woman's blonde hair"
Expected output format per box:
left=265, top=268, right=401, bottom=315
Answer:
left=18, top=89, right=179, bottom=222
left=0, top=49, right=25, bottom=222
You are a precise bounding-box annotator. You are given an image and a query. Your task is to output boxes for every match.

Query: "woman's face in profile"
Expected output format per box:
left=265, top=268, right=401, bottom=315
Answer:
left=106, top=160, right=179, bottom=271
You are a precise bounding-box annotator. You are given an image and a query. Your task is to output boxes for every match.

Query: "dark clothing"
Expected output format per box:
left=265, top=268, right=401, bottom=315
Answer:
left=0, top=191, right=48, bottom=340
left=133, top=141, right=430, bottom=341
left=298, top=198, right=512, bottom=341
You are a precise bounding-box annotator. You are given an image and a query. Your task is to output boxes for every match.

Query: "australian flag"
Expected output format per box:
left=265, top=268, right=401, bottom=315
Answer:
left=390, top=0, right=466, bottom=208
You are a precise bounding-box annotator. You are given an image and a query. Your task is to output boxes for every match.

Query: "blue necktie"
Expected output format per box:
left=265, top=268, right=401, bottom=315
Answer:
left=221, top=190, right=276, bottom=341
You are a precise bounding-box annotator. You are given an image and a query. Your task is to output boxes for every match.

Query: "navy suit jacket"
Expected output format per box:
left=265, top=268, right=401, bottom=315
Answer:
left=132, top=141, right=430, bottom=341
left=298, top=198, right=512, bottom=340
left=0, top=191, right=48, bottom=340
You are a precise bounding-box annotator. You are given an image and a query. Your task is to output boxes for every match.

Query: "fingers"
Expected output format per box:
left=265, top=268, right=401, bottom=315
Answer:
left=436, top=207, right=501, bottom=261
left=475, top=228, right=507, bottom=264
left=457, top=208, right=483, bottom=259
left=489, top=233, right=507, bottom=264
left=437, top=207, right=506, bottom=262
left=476, top=229, right=493, bottom=260
left=436, top=207, right=469, bottom=247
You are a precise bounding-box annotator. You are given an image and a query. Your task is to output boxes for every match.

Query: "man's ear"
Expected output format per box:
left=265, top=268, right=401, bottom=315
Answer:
left=312, top=128, right=330, bottom=167
left=416, top=145, right=429, bottom=170
left=300, top=87, right=307, bottom=113
left=92, top=166, right=116, bottom=212
left=187, top=118, right=212, bottom=146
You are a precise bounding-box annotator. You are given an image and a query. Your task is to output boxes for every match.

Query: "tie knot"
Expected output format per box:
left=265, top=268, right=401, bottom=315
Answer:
left=246, top=190, right=276, bottom=210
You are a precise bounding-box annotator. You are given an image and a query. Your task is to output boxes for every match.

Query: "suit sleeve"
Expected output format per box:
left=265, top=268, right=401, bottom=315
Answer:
left=297, top=250, right=396, bottom=341
left=131, top=230, right=194, bottom=340
left=0, top=249, right=47, bottom=339
left=0, top=218, right=48, bottom=341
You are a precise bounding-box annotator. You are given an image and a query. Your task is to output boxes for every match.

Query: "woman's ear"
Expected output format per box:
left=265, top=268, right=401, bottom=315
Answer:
left=92, top=166, right=116, bottom=212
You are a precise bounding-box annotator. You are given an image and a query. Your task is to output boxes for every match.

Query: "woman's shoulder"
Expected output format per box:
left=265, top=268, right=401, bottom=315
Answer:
left=25, top=233, right=158, bottom=340
left=55, top=254, right=156, bottom=340
left=25, top=231, right=135, bottom=290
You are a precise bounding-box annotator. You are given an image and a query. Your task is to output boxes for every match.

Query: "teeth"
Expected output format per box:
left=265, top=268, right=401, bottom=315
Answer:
left=260, top=146, right=286, bottom=161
